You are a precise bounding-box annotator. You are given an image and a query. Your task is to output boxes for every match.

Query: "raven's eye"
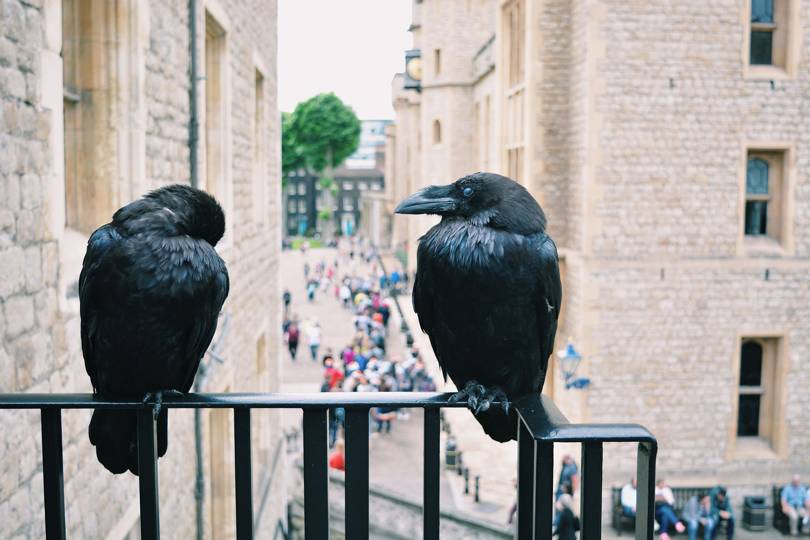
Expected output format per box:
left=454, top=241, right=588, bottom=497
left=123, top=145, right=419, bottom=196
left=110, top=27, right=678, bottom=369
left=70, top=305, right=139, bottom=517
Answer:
left=462, top=187, right=474, bottom=198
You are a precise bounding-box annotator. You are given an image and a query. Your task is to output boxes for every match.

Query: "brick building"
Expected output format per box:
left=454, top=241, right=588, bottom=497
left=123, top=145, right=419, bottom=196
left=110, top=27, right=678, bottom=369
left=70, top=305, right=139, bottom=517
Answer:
left=387, top=0, right=810, bottom=512
left=0, top=0, right=285, bottom=537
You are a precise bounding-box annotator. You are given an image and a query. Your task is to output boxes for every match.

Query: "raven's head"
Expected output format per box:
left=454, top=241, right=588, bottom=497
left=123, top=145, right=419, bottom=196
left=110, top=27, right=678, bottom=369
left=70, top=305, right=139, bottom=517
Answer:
left=145, top=184, right=226, bottom=246
left=394, top=172, right=546, bottom=234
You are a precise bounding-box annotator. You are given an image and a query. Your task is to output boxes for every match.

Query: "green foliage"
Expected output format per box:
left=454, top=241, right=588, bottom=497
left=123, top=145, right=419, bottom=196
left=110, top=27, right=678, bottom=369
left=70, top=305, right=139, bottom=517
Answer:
left=317, top=209, right=333, bottom=222
left=318, top=177, right=334, bottom=190
left=282, top=112, right=306, bottom=176
left=288, top=93, right=361, bottom=173
left=329, top=185, right=339, bottom=196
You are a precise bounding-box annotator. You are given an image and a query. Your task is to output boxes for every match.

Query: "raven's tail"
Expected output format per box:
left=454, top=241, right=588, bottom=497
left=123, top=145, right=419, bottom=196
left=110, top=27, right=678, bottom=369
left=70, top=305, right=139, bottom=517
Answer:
left=474, top=407, right=518, bottom=443
left=89, top=409, right=169, bottom=475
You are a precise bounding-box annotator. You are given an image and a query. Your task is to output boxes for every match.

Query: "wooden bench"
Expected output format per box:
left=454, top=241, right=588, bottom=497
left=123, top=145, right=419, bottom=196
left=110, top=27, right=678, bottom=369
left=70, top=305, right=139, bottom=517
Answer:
left=611, top=486, right=714, bottom=535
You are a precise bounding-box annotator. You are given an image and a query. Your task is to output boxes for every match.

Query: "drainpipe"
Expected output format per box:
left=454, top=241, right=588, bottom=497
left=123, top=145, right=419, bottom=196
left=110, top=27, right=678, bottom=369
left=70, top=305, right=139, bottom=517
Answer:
left=189, top=0, right=200, bottom=189
left=188, top=2, right=204, bottom=539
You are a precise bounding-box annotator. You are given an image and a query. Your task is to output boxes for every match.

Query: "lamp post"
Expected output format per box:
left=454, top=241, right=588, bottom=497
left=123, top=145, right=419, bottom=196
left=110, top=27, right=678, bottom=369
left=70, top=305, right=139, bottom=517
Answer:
left=556, top=338, right=590, bottom=389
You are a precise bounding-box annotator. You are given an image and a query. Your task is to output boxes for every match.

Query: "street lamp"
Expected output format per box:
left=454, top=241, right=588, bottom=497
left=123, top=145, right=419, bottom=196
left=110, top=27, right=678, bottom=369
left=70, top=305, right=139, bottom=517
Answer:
left=556, top=338, right=590, bottom=390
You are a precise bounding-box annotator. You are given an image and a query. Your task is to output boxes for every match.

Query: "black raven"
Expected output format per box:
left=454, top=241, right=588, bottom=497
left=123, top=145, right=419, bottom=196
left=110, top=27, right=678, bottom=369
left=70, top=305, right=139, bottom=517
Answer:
left=80, top=184, right=229, bottom=474
left=395, top=172, right=561, bottom=442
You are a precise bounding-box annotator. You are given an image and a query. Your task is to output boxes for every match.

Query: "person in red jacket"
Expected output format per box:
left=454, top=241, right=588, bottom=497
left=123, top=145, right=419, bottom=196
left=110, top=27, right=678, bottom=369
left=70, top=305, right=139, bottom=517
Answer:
left=328, top=439, right=345, bottom=471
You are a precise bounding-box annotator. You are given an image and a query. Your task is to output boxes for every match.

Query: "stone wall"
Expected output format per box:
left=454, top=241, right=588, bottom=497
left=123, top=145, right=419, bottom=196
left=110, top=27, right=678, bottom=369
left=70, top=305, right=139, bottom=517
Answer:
left=0, top=0, right=284, bottom=538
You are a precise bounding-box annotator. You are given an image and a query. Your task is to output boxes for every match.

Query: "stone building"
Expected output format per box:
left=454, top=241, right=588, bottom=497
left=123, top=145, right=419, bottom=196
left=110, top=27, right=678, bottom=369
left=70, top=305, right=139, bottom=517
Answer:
left=0, top=0, right=285, bottom=538
left=388, top=0, right=810, bottom=514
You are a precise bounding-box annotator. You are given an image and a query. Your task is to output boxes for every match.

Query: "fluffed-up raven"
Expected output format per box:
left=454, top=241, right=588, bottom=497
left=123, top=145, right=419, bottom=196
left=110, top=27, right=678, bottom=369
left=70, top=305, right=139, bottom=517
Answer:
left=395, top=172, right=561, bottom=442
left=80, top=184, right=229, bottom=474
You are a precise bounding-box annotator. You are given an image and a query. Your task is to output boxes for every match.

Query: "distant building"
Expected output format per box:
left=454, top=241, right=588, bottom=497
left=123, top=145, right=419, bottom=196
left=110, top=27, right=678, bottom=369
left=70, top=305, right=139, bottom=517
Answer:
left=284, top=171, right=318, bottom=236
left=388, top=0, right=810, bottom=518
left=284, top=120, right=389, bottom=238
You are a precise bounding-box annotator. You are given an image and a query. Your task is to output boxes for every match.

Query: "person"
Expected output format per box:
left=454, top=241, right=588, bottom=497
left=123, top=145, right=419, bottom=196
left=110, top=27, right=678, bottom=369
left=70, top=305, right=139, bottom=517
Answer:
left=709, top=486, right=734, bottom=539
left=282, top=289, right=291, bottom=316
left=553, top=493, right=580, bottom=540
left=287, top=321, right=299, bottom=361
left=303, top=261, right=310, bottom=278
left=682, top=492, right=716, bottom=540
left=621, top=477, right=637, bottom=518
left=556, top=455, right=579, bottom=499
left=781, top=475, right=807, bottom=536
left=655, top=479, right=686, bottom=539
left=328, top=439, right=345, bottom=471
left=307, top=322, right=321, bottom=362
left=307, top=280, right=316, bottom=302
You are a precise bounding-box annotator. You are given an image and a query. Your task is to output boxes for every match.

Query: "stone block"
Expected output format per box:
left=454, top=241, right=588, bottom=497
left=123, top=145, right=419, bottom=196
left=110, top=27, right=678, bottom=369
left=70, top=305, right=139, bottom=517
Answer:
left=3, top=294, right=33, bottom=338
left=23, top=244, right=41, bottom=292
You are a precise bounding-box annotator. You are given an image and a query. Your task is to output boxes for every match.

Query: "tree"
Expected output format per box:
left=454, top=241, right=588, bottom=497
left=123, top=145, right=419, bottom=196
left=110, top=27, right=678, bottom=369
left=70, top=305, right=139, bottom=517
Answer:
left=283, top=93, right=361, bottom=237
left=281, top=112, right=305, bottom=177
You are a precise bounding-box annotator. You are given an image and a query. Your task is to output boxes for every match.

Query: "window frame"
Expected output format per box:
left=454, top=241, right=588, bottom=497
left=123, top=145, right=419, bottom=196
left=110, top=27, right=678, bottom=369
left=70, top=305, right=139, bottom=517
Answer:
left=203, top=1, right=233, bottom=250
left=742, top=0, right=800, bottom=79
left=738, top=143, right=794, bottom=256
left=728, top=334, right=788, bottom=459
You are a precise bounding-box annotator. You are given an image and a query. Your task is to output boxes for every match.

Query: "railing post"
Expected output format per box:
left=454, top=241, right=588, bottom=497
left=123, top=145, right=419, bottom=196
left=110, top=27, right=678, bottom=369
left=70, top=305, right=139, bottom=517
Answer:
left=40, top=408, right=66, bottom=540
left=516, top=420, right=535, bottom=540
left=580, top=442, right=603, bottom=540
left=534, top=440, right=553, bottom=540
left=303, top=409, right=329, bottom=540
left=234, top=409, right=253, bottom=540
left=423, top=408, right=440, bottom=540
left=138, top=408, right=160, bottom=540
left=345, top=408, right=369, bottom=539
left=635, top=441, right=657, bottom=540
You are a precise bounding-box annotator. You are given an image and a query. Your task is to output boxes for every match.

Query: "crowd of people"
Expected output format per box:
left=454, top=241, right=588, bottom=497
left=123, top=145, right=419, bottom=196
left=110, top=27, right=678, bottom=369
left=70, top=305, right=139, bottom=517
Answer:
left=282, top=238, right=438, bottom=471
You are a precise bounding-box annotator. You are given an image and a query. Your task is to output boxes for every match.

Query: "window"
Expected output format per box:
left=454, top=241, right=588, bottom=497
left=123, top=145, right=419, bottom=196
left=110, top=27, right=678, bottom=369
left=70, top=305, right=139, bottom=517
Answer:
left=433, top=120, right=442, bottom=144
left=288, top=200, right=295, bottom=213
left=298, top=200, right=306, bottom=213
left=745, top=0, right=797, bottom=76
left=343, top=196, right=354, bottom=211
left=298, top=182, right=306, bottom=195
left=434, top=48, right=441, bottom=76
left=62, top=0, right=143, bottom=235
left=287, top=184, right=296, bottom=195
left=371, top=182, right=381, bottom=191
left=288, top=216, right=296, bottom=230
left=743, top=148, right=789, bottom=247
left=502, top=0, right=525, bottom=182
left=253, top=68, right=266, bottom=224
left=204, top=8, right=231, bottom=242
left=358, top=182, right=368, bottom=191
left=735, top=337, right=784, bottom=451
left=343, top=181, right=352, bottom=191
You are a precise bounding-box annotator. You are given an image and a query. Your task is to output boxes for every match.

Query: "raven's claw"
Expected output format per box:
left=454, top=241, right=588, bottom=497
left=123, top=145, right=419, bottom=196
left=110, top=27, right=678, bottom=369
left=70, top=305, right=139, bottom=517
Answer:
left=142, top=389, right=183, bottom=419
left=450, top=381, right=510, bottom=415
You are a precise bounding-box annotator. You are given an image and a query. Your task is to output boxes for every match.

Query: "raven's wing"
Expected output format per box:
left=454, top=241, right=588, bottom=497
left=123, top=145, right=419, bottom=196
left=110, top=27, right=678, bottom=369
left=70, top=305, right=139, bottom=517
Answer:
left=412, top=242, right=448, bottom=380
left=177, top=256, right=229, bottom=392
left=79, top=224, right=124, bottom=392
left=530, top=234, right=562, bottom=391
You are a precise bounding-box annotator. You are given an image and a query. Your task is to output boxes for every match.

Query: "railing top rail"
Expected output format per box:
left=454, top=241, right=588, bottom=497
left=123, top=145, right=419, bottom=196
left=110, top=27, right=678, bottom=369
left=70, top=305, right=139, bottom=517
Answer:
left=0, top=391, right=480, bottom=410
left=515, top=394, right=656, bottom=444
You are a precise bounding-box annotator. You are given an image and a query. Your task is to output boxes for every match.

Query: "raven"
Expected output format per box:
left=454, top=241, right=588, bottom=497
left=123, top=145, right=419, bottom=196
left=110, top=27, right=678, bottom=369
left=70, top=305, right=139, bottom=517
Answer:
left=80, top=184, right=229, bottom=474
left=395, top=172, right=561, bottom=442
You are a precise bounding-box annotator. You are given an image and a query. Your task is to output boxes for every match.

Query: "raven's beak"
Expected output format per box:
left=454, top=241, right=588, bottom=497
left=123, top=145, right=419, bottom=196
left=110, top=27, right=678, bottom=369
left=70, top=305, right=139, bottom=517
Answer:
left=394, top=185, right=457, bottom=215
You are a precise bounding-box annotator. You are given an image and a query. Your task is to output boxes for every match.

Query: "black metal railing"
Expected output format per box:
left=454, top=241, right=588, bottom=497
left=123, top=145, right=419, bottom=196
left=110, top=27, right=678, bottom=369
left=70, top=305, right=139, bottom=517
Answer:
left=0, top=392, right=656, bottom=540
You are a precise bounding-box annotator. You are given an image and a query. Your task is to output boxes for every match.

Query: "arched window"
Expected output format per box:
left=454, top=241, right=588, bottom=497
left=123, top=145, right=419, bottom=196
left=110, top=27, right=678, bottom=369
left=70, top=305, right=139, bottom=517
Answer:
left=433, top=120, right=442, bottom=144
left=745, top=157, right=769, bottom=236
left=738, top=340, right=764, bottom=437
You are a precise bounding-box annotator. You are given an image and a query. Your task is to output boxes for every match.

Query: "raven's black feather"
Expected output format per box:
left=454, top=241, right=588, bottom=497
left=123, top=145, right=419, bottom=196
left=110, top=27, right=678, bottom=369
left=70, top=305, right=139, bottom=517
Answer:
left=80, top=184, right=229, bottom=474
left=402, top=172, right=561, bottom=442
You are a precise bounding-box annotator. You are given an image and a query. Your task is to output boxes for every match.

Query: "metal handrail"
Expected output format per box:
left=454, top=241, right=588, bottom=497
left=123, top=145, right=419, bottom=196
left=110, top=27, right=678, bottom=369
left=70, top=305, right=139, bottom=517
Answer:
left=0, top=391, right=655, bottom=540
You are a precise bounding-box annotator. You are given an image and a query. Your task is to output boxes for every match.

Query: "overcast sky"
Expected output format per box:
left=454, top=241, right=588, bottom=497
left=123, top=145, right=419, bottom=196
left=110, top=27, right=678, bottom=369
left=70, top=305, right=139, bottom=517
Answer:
left=278, top=0, right=412, bottom=120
